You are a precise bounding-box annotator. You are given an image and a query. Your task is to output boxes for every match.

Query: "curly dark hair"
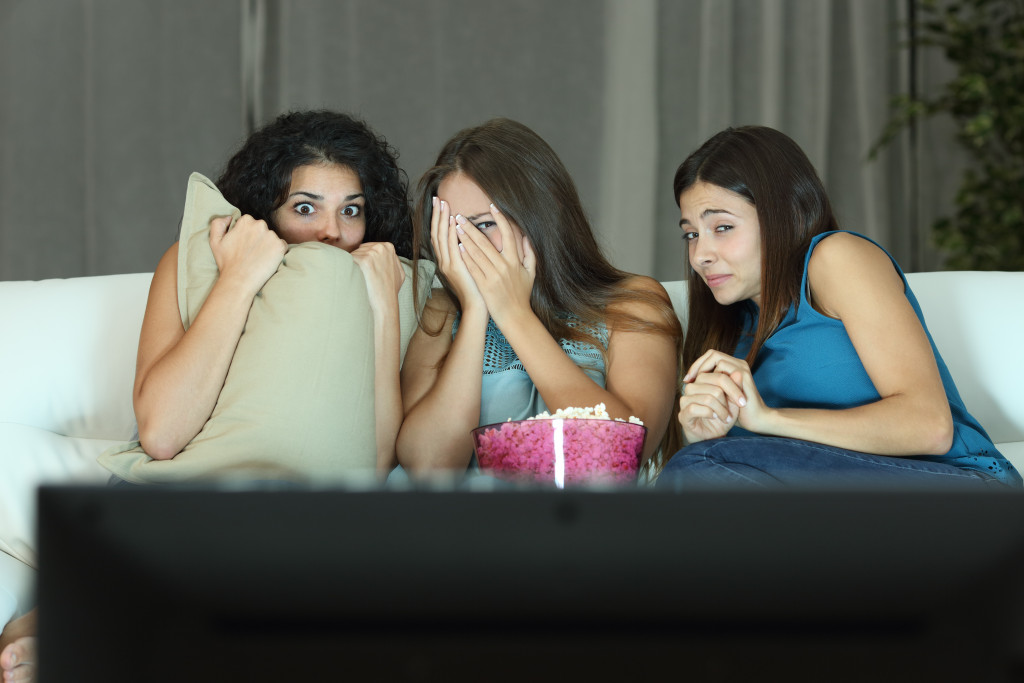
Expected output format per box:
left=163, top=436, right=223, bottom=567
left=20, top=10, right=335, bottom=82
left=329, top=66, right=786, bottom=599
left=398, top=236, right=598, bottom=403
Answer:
left=216, top=110, right=413, bottom=258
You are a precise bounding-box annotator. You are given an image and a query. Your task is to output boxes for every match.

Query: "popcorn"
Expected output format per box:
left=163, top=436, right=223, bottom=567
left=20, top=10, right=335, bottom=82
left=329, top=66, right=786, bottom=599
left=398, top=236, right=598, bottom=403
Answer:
left=525, top=403, right=644, bottom=425
left=475, top=404, right=647, bottom=487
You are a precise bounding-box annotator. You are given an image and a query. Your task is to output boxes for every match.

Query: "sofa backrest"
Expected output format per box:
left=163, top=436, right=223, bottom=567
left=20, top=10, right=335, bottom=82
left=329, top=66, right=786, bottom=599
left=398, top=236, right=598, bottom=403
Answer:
left=1, top=270, right=1019, bottom=448
left=0, top=272, right=151, bottom=441
left=904, top=271, right=1024, bottom=447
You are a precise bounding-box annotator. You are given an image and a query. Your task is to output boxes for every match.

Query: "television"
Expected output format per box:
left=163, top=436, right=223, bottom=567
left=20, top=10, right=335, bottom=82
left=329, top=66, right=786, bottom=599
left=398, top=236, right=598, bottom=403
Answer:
left=35, top=484, right=1024, bottom=681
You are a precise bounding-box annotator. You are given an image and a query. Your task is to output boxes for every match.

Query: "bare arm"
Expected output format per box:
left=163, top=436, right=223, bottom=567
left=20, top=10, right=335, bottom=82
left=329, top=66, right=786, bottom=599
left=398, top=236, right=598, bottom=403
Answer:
left=396, top=197, right=493, bottom=473
left=351, top=242, right=406, bottom=476
left=499, top=277, right=678, bottom=465
left=396, top=292, right=489, bottom=472
left=681, top=233, right=954, bottom=455
left=133, top=216, right=286, bottom=459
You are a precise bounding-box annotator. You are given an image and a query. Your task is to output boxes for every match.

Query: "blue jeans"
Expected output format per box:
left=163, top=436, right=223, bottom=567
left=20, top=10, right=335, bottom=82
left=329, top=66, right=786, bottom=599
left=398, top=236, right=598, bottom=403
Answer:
left=656, top=436, right=1005, bottom=490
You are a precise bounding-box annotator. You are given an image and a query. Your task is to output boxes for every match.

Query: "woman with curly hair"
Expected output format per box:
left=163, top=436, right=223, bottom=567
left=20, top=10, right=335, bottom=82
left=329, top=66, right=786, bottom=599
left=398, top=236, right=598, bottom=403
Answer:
left=133, top=110, right=415, bottom=472
left=396, top=118, right=681, bottom=476
left=1, top=111, right=422, bottom=683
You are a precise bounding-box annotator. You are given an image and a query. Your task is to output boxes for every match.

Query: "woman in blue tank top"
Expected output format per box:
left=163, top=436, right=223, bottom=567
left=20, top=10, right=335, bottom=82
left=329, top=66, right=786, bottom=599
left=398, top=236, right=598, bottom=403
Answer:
left=396, top=119, right=681, bottom=477
left=658, top=125, right=1020, bottom=489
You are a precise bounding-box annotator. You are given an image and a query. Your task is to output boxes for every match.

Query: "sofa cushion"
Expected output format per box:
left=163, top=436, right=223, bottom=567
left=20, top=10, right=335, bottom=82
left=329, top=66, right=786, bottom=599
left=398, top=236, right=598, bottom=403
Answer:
left=99, top=172, right=432, bottom=484
left=0, top=424, right=116, bottom=568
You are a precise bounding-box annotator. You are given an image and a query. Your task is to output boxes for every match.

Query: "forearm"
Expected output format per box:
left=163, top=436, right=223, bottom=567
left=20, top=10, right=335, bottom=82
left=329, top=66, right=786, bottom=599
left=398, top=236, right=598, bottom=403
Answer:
left=754, top=394, right=954, bottom=456
left=372, top=304, right=403, bottom=475
left=135, top=278, right=256, bottom=459
left=499, top=311, right=635, bottom=419
left=397, top=308, right=488, bottom=472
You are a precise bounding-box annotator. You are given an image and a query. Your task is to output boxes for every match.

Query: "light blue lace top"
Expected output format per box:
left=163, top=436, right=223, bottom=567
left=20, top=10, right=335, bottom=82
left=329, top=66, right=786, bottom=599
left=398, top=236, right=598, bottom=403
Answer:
left=452, top=314, right=609, bottom=427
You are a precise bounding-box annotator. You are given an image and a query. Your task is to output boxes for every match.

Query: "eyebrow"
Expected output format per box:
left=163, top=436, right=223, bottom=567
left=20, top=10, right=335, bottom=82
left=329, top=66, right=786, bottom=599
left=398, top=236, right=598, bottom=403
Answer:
left=465, top=212, right=493, bottom=223
left=287, top=191, right=365, bottom=202
left=678, top=208, right=733, bottom=228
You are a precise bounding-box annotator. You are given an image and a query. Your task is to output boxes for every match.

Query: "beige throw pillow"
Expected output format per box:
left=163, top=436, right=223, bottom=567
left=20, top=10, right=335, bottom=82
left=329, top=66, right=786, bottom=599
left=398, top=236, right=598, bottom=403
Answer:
left=99, top=172, right=433, bottom=483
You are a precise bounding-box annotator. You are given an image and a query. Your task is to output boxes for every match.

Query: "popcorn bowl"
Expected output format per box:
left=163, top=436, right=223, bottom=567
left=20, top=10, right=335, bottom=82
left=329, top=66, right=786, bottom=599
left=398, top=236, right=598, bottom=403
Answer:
left=471, top=418, right=647, bottom=488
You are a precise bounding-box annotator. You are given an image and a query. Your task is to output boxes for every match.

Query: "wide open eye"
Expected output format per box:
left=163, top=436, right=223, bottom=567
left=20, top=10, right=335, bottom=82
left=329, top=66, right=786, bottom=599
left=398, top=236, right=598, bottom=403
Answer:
left=342, top=204, right=362, bottom=218
left=295, top=202, right=315, bottom=215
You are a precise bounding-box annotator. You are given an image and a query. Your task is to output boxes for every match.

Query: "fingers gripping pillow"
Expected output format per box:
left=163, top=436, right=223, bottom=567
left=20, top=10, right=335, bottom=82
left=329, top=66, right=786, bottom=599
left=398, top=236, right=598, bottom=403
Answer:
left=100, top=172, right=432, bottom=483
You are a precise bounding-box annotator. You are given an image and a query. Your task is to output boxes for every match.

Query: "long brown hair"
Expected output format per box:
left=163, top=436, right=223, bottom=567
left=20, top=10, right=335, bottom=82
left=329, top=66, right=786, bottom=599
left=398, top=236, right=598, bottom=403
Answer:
left=673, top=126, right=839, bottom=369
left=415, top=118, right=680, bottom=350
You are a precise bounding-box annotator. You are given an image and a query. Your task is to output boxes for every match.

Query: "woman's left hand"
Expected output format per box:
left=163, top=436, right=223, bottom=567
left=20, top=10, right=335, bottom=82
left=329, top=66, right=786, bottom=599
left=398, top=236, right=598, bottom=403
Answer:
left=352, top=241, right=405, bottom=315
left=682, top=350, right=772, bottom=435
left=454, top=204, right=536, bottom=327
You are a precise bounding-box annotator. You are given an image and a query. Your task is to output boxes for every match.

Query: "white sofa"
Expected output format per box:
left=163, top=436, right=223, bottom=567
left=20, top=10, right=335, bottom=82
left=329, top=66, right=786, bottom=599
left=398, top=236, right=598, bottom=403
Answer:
left=2, top=270, right=1023, bottom=630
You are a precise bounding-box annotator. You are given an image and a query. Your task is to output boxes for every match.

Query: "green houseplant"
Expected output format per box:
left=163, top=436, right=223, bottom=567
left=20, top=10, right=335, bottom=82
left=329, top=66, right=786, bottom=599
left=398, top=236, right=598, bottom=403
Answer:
left=872, top=0, right=1024, bottom=270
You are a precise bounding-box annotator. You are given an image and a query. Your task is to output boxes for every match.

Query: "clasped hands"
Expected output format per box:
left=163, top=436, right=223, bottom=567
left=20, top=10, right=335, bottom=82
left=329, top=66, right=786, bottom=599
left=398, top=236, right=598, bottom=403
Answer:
left=679, top=349, right=771, bottom=444
left=430, top=196, right=536, bottom=325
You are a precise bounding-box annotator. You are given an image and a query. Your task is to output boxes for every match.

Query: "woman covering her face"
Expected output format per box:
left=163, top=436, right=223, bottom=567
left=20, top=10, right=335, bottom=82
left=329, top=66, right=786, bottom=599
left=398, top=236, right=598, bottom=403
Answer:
left=396, top=118, right=681, bottom=476
left=659, top=125, right=1020, bottom=489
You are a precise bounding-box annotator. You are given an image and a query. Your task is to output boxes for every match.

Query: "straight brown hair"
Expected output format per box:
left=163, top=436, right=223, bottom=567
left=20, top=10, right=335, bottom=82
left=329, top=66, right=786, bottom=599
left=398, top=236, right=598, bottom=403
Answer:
left=416, top=118, right=681, bottom=350
left=673, top=126, right=839, bottom=370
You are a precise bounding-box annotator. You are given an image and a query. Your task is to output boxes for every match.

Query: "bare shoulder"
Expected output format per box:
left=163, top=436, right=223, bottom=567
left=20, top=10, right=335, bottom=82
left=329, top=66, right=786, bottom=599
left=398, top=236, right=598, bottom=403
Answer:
left=419, top=287, right=457, bottom=331
left=134, top=242, right=184, bottom=392
left=808, top=232, right=904, bottom=318
left=400, top=289, right=456, bottom=401
left=147, top=242, right=180, bottom=308
left=621, top=274, right=670, bottom=298
left=607, top=274, right=672, bottom=316
left=404, top=288, right=457, bottom=364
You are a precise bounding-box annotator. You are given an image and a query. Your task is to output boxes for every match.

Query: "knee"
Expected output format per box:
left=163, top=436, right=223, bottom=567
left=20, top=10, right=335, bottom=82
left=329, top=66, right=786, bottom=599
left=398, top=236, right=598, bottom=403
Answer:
left=655, top=446, right=712, bottom=488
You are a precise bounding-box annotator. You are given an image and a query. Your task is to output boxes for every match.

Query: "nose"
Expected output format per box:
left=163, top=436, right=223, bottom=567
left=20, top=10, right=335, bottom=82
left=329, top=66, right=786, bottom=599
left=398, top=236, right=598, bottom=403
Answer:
left=690, top=235, right=715, bottom=267
left=318, top=215, right=341, bottom=244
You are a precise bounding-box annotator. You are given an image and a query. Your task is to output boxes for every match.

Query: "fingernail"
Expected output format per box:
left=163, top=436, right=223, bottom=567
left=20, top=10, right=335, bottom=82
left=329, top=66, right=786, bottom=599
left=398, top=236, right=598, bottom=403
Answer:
left=455, top=225, right=465, bottom=235
left=726, top=415, right=733, bottom=423
left=490, top=203, right=499, bottom=213
left=739, top=397, right=747, bottom=407
left=459, top=243, right=466, bottom=252
left=432, top=196, right=437, bottom=207
left=712, top=413, right=720, bottom=421
left=455, top=214, right=465, bottom=224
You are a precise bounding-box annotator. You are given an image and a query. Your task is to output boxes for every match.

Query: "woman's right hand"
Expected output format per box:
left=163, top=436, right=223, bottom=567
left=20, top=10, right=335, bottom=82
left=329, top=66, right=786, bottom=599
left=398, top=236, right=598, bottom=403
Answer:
left=429, top=196, right=485, bottom=313
left=208, top=215, right=287, bottom=296
left=678, top=350, right=748, bottom=444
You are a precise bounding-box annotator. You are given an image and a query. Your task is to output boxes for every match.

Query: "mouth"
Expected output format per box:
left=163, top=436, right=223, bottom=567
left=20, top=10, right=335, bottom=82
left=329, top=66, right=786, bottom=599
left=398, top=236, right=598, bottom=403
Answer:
left=704, top=273, right=731, bottom=288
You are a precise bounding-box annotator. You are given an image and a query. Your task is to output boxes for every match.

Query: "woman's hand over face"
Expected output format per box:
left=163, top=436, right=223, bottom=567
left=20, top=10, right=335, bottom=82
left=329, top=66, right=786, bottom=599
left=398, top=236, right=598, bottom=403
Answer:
left=352, top=241, right=405, bottom=315
left=679, top=350, right=769, bottom=443
left=208, top=215, right=287, bottom=296
left=455, top=203, right=536, bottom=328
left=430, top=197, right=485, bottom=313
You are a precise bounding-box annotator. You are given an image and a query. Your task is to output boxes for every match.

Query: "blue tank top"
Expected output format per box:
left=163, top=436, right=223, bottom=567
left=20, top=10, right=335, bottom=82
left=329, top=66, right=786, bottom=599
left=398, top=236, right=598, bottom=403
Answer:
left=452, top=314, right=608, bottom=427
left=731, top=231, right=1020, bottom=486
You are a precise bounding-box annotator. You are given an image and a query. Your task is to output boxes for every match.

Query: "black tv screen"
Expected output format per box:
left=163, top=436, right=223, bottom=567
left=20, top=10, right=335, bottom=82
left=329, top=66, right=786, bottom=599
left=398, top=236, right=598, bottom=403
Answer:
left=35, top=485, right=1024, bottom=682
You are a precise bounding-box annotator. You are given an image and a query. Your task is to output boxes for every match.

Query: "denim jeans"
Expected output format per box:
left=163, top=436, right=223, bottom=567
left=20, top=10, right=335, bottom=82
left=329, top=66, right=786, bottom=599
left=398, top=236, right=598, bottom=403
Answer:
left=656, top=436, right=1005, bottom=490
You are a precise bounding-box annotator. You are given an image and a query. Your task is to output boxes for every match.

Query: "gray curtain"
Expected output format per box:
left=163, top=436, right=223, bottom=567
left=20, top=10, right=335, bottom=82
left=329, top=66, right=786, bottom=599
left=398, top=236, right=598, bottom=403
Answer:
left=0, top=0, right=958, bottom=282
